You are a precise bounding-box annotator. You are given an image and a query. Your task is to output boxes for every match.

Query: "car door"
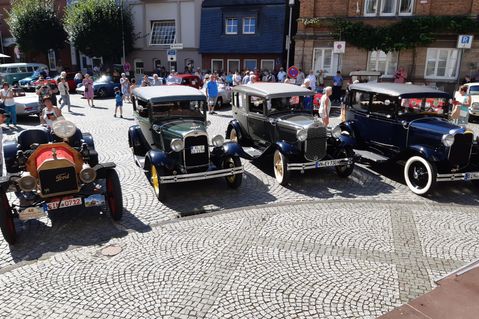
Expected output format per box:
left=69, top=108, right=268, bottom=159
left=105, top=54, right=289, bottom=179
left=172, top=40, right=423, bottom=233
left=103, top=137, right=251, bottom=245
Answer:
left=367, top=93, right=401, bottom=154
left=247, top=95, right=269, bottom=144
left=232, top=92, right=250, bottom=138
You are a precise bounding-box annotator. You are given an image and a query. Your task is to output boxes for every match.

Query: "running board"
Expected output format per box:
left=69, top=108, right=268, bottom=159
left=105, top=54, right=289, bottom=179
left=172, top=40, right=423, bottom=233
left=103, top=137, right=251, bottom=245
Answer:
left=243, top=147, right=264, bottom=159
left=354, top=150, right=389, bottom=163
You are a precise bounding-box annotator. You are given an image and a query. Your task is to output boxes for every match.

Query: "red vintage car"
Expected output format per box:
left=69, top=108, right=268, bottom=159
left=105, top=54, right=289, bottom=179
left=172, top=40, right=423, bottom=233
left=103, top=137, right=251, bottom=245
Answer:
left=166, top=74, right=203, bottom=89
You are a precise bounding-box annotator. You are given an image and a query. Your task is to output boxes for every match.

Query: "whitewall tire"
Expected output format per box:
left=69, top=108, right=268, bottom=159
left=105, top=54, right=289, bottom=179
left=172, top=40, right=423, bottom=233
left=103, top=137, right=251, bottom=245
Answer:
left=404, top=156, right=436, bottom=195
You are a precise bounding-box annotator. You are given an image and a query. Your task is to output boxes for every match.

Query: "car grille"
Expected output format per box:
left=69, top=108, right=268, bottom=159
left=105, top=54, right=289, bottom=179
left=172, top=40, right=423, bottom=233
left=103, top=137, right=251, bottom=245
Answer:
left=448, top=133, right=473, bottom=168
left=304, top=126, right=327, bottom=161
left=184, top=135, right=209, bottom=172
left=39, top=166, right=78, bottom=197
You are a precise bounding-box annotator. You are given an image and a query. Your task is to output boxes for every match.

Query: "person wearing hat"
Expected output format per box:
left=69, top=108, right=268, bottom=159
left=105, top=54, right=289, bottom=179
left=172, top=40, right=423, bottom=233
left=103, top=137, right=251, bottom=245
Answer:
left=40, top=96, right=62, bottom=130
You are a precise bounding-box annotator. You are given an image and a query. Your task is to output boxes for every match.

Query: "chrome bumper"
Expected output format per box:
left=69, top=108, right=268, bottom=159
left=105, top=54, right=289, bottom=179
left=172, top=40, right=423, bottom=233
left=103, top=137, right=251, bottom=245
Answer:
left=288, top=157, right=354, bottom=171
left=436, top=171, right=479, bottom=182
left=159, top=166, right=244, bottom=184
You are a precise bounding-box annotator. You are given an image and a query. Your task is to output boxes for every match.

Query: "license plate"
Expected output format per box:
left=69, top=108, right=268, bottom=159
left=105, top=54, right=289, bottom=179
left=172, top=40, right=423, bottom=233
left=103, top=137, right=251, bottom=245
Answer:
left=191, top=145, right=205, bottom=154
left=315, top=160, right=342, bottom=168
left=19, top=206, right=47, bottom=221
left=47, top=197, right=82, bottom=210
left=464, top=172, right=479, bottom=181
left=84, top=194, right=105, bottom=208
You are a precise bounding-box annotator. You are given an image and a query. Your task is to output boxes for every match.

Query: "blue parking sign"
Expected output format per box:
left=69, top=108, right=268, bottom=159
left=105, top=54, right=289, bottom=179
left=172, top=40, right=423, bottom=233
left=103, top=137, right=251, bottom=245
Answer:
left=461, top=36, right=470, bottom=44
left=457, top=35, right=473, bottom=49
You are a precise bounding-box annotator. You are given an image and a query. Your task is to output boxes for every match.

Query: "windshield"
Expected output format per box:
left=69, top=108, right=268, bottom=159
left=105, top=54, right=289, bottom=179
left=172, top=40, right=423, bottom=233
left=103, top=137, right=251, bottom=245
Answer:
left=398, top=97, right=448, bottom=116
left=469, top=85, right=479, bottom=95
left=151, top=100, right=206, bottom=120
left=267, top=96, right=312, bottom=114
left=166, top=77, right=182, bottom=85
left=0, top=67, right=6, bottom=73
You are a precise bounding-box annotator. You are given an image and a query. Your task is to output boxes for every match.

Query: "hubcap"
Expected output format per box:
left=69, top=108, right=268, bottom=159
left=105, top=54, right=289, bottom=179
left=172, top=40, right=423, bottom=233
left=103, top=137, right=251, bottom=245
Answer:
left=409, top=163, right=428, bottom=189
left=151, top=165, right=160, bottom=195
left=274, top=152, right=283, bottom=178
left=225, top=158, right=236, bottom=183
left=230, top=129, right=238, bottom=142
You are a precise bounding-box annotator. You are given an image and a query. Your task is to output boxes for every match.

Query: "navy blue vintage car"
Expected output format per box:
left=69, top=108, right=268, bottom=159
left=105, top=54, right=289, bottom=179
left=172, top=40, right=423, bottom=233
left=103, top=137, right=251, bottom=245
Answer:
left=338, top=82, right=479, bottom=195
left=225, top=83, right=355, bottom=185
left=76, top=75, right=120, bottom=98
left=128, top=86, right=244, bottom=201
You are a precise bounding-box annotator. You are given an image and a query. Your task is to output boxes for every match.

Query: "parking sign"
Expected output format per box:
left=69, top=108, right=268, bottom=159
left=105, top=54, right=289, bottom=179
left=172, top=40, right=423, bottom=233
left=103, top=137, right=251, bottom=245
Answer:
left=457, top=35, right=473, bottom=49
left=167, top=49, right=177, bottom=62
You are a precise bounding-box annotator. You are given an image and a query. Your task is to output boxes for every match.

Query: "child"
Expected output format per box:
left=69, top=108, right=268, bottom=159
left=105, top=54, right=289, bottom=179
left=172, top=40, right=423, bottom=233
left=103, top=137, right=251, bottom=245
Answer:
left=114, top=87, right=123, bottom=118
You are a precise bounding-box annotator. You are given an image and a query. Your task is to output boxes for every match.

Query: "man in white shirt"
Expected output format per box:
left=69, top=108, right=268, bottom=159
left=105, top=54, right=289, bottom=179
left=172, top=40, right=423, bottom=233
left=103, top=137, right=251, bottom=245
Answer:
left=277, top=67, right=287, bottom=82
left=307, top=70, right=317, bottom=92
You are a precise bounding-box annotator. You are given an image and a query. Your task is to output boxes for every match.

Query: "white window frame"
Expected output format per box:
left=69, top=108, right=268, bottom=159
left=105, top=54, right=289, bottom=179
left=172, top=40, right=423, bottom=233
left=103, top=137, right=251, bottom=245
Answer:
left=364, top=0, right=378, bottom=16
left=149, top=20, right=176, bottom=46
left=225, top=18, right=238, bottom=35
left=398, top=0, right=414, bottom=16
left=380, top=0, right=397, bottom=16
left=244, top=59, right=257, bottom=70
left=227, top=59, right=240, bottom=73
left=211, top=59, right=224, bottom=73
left=424, top=48, right=460, bottom=80
left=243, top=17, right=256, bottom=34
left=364, top=0, right=414, bottom=16
left=260, top=59, right=275, bottom=71
left=134, top=59, right=144, bottom=75
left=312, top=48, right=337, bottom=76
left=367, top=50, right=398, bottom=77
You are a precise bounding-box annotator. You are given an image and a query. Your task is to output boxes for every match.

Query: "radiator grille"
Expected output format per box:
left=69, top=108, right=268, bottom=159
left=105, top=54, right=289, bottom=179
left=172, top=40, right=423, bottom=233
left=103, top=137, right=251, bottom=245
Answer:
left=184, top=135, right=209, bottom=172
left=448, top=133, right=473, bottom=168
left=304, top=126, right=327, bottom=161
left=39, top=166, right=78, bottom=196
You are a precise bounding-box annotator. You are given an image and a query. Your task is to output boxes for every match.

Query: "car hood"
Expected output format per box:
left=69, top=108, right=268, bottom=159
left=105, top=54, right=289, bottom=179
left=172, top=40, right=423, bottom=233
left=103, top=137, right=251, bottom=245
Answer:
left=158, top=120, right=206, bottom=137
left=408, top=117, right=461, bottom=135
left=276, top=113, right=316, bottom=128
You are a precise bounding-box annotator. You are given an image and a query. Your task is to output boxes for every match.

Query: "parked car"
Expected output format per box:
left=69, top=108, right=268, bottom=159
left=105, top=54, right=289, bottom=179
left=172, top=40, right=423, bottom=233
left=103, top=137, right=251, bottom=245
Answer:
left=200, top=81, right=232, bottom=107
left=166, top=74, right=203, bottom=89
left=0, top=119, right=123, bottom=244
left=338, top=82, right=479, bottom=195
left=226, top=83, right=355, bottom=185
left=18, top=68, right=49, bottom=91
left=454, top=82, right=479, bottom=121
left=54, top=72, right=77, bottom=93
left=128, top=86, right=244, bottom=200
left=138, top=76, right=164, bottom=86
left=0, top=88, right=41, bottom=117
left=0, top=63, right=48, bottom=85
left=76, top=75, right=120, bottom=98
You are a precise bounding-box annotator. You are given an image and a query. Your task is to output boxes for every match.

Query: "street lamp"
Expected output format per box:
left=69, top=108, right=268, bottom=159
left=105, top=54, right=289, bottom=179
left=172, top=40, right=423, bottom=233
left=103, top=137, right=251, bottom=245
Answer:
left=286, top=0, right=294, bottom=68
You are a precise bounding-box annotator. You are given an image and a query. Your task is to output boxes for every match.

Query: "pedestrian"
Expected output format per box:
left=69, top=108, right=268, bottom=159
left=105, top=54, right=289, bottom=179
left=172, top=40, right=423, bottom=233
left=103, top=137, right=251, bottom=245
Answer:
left=40, top=96, right=62, bottom=131
left=233, top=71, right=242, bottom=86
left=114, top=87, right=123, bottom=118
left=317, top=69, right=324, bottom=89
left=74, top=71, right=83, bottom=87
left=307, top=70, right=317, bottom=93
left=277, top=67, right=287, bottom=82
left=151, top=74, right=162, bottom=86
left=141, top=74, right=150, bottom=87
left=332, top=71, right=343, bottom=103
left=206, top=74, right=219, bottom=114
left=82, top=74, right=95, bottom=107
left=247, top=74, right=257, bottom=85
left=301, top=79, right=314, bottom=112
left=36, top=77, right=53, bottom=110
left=319, top=86, right=332, bottom=127
left=120, top=73, right=131, bottom=103
left=296, top=69, right=305, bottom=85
left=58, top=77, right=71, bottom=112
left=0, top=109, right=7, bottom=176
left=451, top=85, right=471, bottom=127
left=394, top=66, right=407, bottom=83
left=242, top=71, right=250, bottom=84
left=0, top=82, right=16, bottom=128
left=226, top=71, right=234, bottom=86
left=129, top=79, right=137, bottom=104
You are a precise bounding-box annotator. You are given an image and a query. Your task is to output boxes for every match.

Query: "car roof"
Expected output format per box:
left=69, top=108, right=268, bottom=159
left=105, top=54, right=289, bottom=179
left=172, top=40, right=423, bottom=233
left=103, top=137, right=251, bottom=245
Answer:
left=133, top=86, right=206, bottom=104
left=232, top=83, right=314, bottom=98
left=349, top=82, right=450, bottom=98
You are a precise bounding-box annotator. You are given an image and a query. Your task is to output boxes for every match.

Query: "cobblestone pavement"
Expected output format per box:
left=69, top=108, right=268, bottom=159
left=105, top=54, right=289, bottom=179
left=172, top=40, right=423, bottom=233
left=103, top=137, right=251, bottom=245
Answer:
left=0, top=93, right=478, bottom=318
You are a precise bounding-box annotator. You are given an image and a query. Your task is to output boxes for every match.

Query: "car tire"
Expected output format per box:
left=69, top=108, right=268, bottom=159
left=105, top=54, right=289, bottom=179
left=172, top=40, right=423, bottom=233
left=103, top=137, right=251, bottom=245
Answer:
left=273, top=149, right=290, bottom=186
left=105, top=169, right=123, bottom=221
left=98, top=88, right=106, bottom=98
left=223, top=156, right=242, bottom=189
left=151, top=164, right=167, bottom=201
left=404, top=156, right=437, bottom=195
left=216, top=97, right=223, bottom=108
left=335, top=146, right=355, bottom=178
left=0, top=192, right=16, bottom=245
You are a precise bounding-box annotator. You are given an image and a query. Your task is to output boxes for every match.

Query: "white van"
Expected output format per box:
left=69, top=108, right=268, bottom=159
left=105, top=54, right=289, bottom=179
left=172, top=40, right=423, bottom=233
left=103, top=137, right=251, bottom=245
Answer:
left=0, top=63, right=48, bottom=85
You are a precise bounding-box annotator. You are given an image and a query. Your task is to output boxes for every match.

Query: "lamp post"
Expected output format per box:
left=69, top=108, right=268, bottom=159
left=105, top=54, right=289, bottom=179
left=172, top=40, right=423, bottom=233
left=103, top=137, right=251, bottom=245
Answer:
left=286, top=0, right=294, bottom=68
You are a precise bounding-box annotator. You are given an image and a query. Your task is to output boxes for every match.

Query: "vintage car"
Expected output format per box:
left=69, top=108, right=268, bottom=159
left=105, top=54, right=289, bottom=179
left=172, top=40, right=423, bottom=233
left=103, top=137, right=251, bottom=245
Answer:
left=76, top=75, right=121, bottom=98
left=166, top=74, right=203, bottom=89
left=0, top=119, right=123, bottom=244
left=338, top=82, right=479, bottom=195
left=0, top=87, right=41, bottom=116
left=225, top=83, right=355, bottom=185
left=128, top=86, right=244, bottom=200
left=454, top=82, right=479, bottom=120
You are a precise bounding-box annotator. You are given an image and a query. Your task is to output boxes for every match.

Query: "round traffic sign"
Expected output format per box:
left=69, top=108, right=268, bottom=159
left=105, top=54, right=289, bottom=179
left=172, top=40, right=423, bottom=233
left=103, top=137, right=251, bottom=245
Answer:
left=288, top=66, right=299, bottom=79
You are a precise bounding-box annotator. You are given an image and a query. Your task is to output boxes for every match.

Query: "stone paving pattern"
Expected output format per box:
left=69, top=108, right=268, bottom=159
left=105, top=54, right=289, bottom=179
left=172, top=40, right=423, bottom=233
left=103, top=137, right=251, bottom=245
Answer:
left=0, top=94, right=478, bottom=318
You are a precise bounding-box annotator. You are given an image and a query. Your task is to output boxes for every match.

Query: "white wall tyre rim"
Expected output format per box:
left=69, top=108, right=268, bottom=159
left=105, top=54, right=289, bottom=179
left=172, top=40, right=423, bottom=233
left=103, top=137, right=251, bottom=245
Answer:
left=229, top=128, right=238, bottom=142
left=404, top=156, right=433, bottom=195
left=274, top=150, right=285, bottom=183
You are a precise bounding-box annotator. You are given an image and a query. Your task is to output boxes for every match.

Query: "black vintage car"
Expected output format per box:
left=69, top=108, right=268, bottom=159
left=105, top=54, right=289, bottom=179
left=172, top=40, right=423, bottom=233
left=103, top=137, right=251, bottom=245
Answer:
left=0, top=119, right=123, bottom=245
left=338, top=82, right=479, bottom=195
left=225, top=83, right=355, bottom=185
left=128, top=86, right=244, bottom=200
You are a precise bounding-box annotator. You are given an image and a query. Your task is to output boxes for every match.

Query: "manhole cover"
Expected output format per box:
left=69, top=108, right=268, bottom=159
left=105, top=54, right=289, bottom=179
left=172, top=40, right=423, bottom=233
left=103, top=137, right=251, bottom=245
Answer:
left=101, top=244, right=122, bottom=257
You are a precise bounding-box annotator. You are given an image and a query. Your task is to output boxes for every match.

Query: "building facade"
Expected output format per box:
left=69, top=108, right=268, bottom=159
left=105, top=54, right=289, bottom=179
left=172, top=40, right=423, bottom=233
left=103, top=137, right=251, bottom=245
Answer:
left=127, top=0, right=202, bottom=76
left=199, top=0, right=291, bottom=74
left=294, top=0, right=479, bottom=92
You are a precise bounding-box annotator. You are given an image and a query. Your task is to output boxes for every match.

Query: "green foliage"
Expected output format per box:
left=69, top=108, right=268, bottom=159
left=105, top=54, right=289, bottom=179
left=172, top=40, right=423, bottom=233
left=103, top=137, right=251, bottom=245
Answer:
left=305, top=16, right=479, bottom=52
left=65, top=0, right=134, bottom=62
left=6, top=0, right=68, bottom=54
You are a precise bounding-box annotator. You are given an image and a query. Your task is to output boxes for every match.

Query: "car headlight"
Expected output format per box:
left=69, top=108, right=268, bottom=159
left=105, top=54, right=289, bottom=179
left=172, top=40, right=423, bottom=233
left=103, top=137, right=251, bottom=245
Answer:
left=472, top=102, right=479, bottom=108
left=52, top=119, right=77, bottom=139
left=332, top=126, right=342, bottom=138
left=296, top=129, right=307, bottom=142
left=212, top=135, right=224, bottom=147
left=442, top=134, right=454, bottom=147
left=79, top=164, right=96, bottom=183
left=170, top=138, right=184, bottom=152
left=18, top=173, right=36, bottom=192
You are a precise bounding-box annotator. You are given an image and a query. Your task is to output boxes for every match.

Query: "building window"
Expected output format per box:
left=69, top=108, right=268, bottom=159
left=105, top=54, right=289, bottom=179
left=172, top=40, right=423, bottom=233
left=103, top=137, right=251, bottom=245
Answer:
left=364, top=0, right=414, bottom=16
left=211, top=59, right=224, bottom=73
left=367, top=50, right=398, bottom=76
left=380, top=0, right=396, bottom=15
left=261, top=59, right=275, bottom=72
left=134, top=59, right=144, bottom=75
left=225, top=18, right=238, bottom=34
left=243, top=17, right=256, bottom=34
left=425, top=48, right=459, bottom=80
left=244, top=59, right=257, bottom=70
left=227, top=59, right=240, bottom=73
left=364, top=0, right=378, bottom=15
left=399, top=0, right=414, bottom=15
left=312, top=48, right=336, bottom=75
left=150, top=20, right=176, bottom=45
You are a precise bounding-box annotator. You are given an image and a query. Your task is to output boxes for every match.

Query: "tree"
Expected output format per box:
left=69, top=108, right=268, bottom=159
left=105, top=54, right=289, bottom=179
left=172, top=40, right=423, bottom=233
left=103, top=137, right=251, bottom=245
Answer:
left=6, top=0, right=68, bottom=56
left=65, top=0, right=134, bottom=64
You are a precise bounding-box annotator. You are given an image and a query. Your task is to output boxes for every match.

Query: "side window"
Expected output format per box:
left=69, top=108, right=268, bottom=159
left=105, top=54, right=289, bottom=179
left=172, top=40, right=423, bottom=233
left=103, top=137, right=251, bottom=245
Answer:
left=370, top=94, right=396, bottom=118
left=248, top=95, right=265, bottom=114
left=18, top=67, right=28, bottom=72
left=27, top=67, right=34, bottom=72
left=238, top=93, right=247, bottom=109
left=351, top=91, right=370, bottom=113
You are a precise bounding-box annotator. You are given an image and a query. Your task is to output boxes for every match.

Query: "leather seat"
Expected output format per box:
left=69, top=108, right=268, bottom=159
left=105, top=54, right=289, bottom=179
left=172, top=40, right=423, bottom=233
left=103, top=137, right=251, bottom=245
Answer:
left=17, top=129, right=49, bottom=151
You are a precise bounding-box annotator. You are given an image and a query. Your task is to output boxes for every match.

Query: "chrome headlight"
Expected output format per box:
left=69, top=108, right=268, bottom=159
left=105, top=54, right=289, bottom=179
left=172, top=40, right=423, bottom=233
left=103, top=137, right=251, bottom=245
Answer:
left=332, top=126, right=342, bottom=138
left=296, top=129, right=307, bottom=142
left=442, top=134, right=454, bottom=147
left=170, top=139, right=184, bottom=152
left=472, top=102, right=479, bottom=108
left=79, top=164, right=97, bottom=183
left=212, top=135, right=225, bottom=147
left=18, top=173, right=36, bottom=192
left=52, top=118, right=77, bottom=139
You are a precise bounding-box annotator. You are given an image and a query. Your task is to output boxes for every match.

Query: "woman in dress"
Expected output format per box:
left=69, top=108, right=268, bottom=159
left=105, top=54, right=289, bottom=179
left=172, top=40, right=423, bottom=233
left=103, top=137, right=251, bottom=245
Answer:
left=82, top=74, right=95, bottom=107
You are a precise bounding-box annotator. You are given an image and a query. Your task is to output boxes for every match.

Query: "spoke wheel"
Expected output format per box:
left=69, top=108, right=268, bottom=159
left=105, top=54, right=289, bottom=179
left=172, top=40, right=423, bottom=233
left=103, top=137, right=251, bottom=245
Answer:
left=0, top=192, right=16, bottom=245
left=404, top=156, right=436, bottom=195
left=223, top=156, right=243, bottom=189
left=105, top=169, right=123, bottom=221
left=335, top=147, right=355, bottom=178
left=151, top=164, right=167, bottom=201
left=273, top=150, right=290, bottom=186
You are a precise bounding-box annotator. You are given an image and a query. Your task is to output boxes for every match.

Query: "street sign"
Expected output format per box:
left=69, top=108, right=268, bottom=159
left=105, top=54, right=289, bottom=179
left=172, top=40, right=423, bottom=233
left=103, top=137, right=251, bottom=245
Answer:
left=167, top=49, right=177, bottom=62
left=457, top=35, right=473, bottom=49
left=170, top=43, right=183, bottom=50
left=333, top=41, right=346, bottom=54
left=288, top=66, right=299, bottom=79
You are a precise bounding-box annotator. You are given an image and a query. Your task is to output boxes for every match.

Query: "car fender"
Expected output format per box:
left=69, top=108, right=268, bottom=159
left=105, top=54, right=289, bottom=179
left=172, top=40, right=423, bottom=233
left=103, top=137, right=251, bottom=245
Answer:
left=145, top=149, right=170, bottom=169
left=4, top=141, right=19, bottom=173
left=335, top=134, right=356, bottom=147
left=222, top=142, right=251, bottom=159
left=407, top=144, right=444, bottom=162
left=81, top=132, right=95, bottom=148
left=276, top=140, right=300, bottom=156
left=339, top=121, right=358, bottom=140
left=226, top=120, right=243, bottom=140
left=128, top=125, right=149, bottom=150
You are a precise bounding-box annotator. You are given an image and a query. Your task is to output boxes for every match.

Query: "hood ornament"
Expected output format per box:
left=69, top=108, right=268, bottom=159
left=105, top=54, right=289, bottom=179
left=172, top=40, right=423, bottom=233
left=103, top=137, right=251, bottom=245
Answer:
left=52, top=148, right=58, bottom=160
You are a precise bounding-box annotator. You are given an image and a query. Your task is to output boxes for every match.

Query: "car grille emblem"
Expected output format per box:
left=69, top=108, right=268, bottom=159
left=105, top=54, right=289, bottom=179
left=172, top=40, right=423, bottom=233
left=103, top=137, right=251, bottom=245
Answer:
left=56, top=173, right=70, bottom=182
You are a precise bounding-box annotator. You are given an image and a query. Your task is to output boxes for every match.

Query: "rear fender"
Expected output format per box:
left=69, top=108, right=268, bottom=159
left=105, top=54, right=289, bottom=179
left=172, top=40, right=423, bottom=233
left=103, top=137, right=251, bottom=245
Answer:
left=4, top=141, right=19, bottom=173
left=81, top=132, right=95, bottom=148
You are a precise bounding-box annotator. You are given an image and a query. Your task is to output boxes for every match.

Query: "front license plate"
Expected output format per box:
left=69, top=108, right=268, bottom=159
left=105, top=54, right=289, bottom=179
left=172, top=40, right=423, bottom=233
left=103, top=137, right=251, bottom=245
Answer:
left=191, top=145, right=205, bottom=154
left=464, top=172, right=479, bottom=181
left=316, top=160, right=342, bottom=168
left=19, top=207, right=47, bottom=221
left=47, top=197, right=82, bottom=210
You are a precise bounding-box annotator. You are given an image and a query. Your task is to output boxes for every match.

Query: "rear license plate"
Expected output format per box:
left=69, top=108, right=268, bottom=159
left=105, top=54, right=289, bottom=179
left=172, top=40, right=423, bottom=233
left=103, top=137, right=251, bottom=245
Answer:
left=47, top=197, right=82, bottom=210
left=84, top=194, right=105, bottom=208
left=19, top=206, right=47, bottom=221
left=464, top=172, right=479, bottom=181
left=191, top=145, right=205, bottom=154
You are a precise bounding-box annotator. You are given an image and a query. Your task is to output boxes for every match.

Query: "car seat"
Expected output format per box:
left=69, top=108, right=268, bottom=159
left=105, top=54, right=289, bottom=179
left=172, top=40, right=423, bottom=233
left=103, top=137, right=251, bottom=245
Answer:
left=17, top=129, right=49, bottom=151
